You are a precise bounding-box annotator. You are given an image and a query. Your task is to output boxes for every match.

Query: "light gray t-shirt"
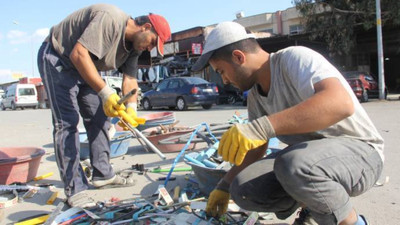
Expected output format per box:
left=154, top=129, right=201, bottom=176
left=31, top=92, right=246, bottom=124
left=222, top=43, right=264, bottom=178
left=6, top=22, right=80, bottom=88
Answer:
left=47, top=4, right=139, bottom=77
left=247, top=46, right=384, bottom=161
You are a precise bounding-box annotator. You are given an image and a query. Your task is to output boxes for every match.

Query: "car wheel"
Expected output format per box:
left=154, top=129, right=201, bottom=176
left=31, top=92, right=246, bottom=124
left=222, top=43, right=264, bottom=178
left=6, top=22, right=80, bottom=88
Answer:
left=202, top=104, right=212, bottom=110
left=1, top=103, right=5, bottom=110
left=11, top=102, right=16, bottom=110
left=227, top=94, right=236, bottom=105
left=142, top=98, right=152, bottom=110
left=176, top=97, right=187, bottom=111
left=361, top=89, right=369, bottom=102
left=242, top=100, right=247, bottom=106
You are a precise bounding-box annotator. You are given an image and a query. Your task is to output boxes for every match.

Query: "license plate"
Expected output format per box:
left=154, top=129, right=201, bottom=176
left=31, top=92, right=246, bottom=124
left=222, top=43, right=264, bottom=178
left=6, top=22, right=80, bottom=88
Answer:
left=203, top=89, right=213, bottom=92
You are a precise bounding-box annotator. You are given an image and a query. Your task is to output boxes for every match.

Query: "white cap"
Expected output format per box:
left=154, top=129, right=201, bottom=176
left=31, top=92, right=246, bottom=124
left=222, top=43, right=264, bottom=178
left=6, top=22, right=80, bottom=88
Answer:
left=192, top=21, right=255, bottom=71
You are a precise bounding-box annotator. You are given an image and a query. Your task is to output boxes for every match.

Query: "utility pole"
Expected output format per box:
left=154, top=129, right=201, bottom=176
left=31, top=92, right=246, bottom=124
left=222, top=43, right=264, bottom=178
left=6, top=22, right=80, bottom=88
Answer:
left=376, top=0, right=385, bottom=99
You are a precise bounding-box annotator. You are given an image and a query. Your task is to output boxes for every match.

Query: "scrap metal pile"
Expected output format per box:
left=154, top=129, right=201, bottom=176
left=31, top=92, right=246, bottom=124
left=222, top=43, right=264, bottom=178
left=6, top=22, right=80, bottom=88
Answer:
left=4, top=112, right=281, bottom=224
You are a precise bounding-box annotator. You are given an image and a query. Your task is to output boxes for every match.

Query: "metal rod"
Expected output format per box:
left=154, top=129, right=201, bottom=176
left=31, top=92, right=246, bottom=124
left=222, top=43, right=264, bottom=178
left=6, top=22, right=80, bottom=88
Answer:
left=119, top=119, right=166, bottom=160
left=117, top=88, right=137, bottom=105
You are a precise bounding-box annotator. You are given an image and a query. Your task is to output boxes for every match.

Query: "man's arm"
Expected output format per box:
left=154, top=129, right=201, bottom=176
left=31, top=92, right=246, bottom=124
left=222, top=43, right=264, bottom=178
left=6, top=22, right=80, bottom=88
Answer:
left=268, top=77, right=354, bottom=136
left=122, top=74, right=139, bottom=105
left=70, top=42, right=106, bottom=92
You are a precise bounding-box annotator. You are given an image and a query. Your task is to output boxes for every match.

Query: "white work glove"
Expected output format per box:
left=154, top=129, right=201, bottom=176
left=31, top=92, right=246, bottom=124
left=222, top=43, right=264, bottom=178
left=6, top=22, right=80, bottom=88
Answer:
left=98, top=86, right=125, bottom=117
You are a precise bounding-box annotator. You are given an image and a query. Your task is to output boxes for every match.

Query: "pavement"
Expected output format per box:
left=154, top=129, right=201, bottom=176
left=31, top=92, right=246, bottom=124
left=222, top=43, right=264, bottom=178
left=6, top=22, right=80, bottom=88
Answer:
left=1, top=98, right=400, bottom=224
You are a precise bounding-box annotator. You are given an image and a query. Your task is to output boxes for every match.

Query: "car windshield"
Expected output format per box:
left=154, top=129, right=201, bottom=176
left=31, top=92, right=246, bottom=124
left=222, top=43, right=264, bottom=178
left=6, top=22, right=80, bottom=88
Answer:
left=185, top=77, right=208, bottom=84
left=105, top=77, right=122, bottom=88
left=19, top=88, right=35, bottom=96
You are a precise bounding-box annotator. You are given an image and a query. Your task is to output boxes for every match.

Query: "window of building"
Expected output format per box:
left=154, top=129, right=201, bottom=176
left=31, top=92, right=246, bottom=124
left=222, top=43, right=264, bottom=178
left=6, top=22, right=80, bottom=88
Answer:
left=260, top=28, right=273, bottom=33
left=289, top=24, right=304, bottom=34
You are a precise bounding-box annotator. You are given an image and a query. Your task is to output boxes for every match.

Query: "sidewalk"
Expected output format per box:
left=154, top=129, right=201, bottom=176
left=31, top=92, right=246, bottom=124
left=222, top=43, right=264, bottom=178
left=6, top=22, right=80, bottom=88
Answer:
left=387, top=93, right=400, bottom=101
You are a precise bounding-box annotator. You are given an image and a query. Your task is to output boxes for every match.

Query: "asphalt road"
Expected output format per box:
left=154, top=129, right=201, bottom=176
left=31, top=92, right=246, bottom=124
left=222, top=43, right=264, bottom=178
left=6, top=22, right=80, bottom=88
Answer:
left=0, top=100, right=399, bottom=224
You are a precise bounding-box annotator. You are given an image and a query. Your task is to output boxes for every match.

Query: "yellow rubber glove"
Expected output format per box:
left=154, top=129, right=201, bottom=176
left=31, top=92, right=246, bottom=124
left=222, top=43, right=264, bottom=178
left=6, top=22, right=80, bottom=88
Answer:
left=218, top=116, right=275, bottom=166
left=118, top=107, right=146, bottom=129
left=98, top=86, right=125, bottom=117
left=206, top=189, right=230, bottom=217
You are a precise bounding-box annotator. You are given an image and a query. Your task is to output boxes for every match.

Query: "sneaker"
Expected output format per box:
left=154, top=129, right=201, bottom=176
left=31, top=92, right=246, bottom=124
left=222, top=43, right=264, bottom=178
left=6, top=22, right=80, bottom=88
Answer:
left=67, top=191, right=96, bottom=208
left=292, top=208, right=318, bottom=225
left=92, top=174, right=136, bottom=189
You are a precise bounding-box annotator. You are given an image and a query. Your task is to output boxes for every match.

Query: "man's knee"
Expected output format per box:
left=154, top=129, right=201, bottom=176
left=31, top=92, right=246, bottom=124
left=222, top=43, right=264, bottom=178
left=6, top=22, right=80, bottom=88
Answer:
left=230, top=176, right=259, bottom=210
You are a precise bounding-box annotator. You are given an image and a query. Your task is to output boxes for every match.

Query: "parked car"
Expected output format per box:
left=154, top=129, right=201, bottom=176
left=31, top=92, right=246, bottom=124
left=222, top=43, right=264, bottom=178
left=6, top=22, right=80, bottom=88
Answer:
left=216, top=84, right=243, bottom=105
left=342, top=71, right=386, bottom=102
left=1, top=83, right=38, bottom=110
left=141, top=77, right=219, bottom=110
left=0, top=89, right=4, bottom=106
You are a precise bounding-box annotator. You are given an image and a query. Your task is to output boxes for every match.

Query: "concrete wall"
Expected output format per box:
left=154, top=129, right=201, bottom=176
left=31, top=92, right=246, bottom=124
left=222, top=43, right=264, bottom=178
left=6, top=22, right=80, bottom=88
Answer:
left=234, top=6, right=304, bottom=35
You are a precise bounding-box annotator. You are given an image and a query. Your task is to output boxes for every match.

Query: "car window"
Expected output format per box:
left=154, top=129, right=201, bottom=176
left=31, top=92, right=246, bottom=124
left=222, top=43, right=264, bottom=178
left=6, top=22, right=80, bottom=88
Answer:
left=168, top=80, right=180, bottom=89
left=105, top=77, right=122, bottom=88
left=156, top=80, right=169, bottom=91
left=19, top=88, right=35, bottom=96
left=186, top=77, right=208, bottom=84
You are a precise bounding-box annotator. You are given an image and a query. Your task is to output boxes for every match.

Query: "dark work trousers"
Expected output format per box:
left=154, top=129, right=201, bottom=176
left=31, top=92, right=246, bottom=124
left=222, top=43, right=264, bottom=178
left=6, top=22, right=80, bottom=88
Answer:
left=230, top=137, right=383, bottom=225
left=37, top=42, right=114, bottom=197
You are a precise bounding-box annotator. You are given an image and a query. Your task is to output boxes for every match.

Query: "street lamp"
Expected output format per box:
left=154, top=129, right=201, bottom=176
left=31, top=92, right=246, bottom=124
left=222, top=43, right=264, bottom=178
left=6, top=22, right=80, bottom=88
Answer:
left=375, top=0, right=385, bottom=100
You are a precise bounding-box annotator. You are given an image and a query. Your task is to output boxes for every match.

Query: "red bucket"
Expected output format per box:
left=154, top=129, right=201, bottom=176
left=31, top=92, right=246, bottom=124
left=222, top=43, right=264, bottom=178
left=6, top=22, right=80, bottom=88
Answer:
left=0, top=147, right=46, bottom=184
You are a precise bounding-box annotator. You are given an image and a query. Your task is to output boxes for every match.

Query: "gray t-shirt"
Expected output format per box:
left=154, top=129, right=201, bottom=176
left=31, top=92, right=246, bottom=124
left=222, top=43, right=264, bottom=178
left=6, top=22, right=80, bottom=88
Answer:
left=47, top=4, right=139, bottom=77
left=247, top=46, right=384, bottom=161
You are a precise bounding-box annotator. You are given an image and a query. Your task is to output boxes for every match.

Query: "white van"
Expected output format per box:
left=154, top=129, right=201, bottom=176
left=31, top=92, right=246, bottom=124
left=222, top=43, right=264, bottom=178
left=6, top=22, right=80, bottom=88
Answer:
left=1, top=83, right=38, bottom=110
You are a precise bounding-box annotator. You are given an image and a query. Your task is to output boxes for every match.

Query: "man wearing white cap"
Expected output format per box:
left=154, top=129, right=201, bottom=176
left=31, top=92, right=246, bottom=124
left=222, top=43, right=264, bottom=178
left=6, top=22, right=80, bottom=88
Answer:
left=192, top=22, right=383, bottom=225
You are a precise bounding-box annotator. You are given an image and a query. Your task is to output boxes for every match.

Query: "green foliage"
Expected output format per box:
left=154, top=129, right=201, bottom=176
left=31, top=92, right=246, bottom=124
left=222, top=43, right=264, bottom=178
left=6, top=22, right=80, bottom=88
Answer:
left=293, top=0, right=400, bottom=56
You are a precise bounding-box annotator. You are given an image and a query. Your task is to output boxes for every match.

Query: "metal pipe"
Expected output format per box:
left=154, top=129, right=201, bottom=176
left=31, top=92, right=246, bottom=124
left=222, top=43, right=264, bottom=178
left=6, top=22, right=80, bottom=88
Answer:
left=119, top=119, right=166, bottom=160
left=117, top=88, right=137, bottom=105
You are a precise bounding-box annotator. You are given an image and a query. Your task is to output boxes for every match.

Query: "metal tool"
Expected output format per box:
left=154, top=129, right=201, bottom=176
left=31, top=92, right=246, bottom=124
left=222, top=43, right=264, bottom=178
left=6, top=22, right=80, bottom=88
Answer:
left=116, top=88, right=166, bottom=160
left=119, top=119, right=166, bottom=160
left=117, top=88, right=137, bottom=105
left=42, top=202, right=64, bottom=225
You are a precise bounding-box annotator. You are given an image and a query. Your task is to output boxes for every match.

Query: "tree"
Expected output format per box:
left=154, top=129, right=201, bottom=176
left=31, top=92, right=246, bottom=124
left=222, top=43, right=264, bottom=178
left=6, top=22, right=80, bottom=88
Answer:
left=293, top=0, right=400, bottom=56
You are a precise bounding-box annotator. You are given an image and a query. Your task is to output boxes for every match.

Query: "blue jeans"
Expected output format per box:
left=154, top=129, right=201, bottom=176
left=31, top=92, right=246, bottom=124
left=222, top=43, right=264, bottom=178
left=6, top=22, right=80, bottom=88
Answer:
left=37, top=42, right=114, bottom=197
left=230, top=137, right=383, bottom=225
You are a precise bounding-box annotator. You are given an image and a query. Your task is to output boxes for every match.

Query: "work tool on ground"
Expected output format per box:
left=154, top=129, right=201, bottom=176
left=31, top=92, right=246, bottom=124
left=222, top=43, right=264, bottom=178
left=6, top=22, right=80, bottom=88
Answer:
left=42, top=202, right=64, bottom=225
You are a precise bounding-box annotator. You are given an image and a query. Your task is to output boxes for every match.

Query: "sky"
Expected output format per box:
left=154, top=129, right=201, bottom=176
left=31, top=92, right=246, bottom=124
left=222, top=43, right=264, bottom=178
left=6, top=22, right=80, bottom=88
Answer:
left=0, top=0, right=294, bottom=84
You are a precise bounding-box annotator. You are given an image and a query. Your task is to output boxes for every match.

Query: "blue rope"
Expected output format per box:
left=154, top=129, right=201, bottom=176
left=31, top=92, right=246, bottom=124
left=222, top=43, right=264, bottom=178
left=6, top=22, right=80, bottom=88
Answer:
left=163, top=123, right=218, bottom=187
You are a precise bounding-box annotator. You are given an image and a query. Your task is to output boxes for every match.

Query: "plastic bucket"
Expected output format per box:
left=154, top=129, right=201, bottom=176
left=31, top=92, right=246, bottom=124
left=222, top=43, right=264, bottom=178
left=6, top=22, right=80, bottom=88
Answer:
left=186, top=161, right=228, bottom=196
left=142, top=127, right=195, bottom=153
left=137, top=112, right=176, bottom=131
left=79, top=131, right=132, bottom=160
left=0, top=147, right=46, bottom=184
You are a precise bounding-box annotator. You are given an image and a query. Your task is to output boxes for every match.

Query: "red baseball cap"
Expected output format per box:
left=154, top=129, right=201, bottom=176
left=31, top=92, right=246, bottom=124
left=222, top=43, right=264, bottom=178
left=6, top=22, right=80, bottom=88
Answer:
left=148, top=13, right=171, bottom=57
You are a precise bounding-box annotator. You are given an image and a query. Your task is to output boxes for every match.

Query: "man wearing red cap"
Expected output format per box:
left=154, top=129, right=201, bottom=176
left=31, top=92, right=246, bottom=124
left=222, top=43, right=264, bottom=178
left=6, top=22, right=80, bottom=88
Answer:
left=37, top=4, right=171, bottom=208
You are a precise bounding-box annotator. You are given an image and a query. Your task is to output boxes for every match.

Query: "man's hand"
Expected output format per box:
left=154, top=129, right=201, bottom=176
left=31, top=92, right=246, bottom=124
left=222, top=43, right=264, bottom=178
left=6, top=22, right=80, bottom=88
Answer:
left=218, top=116, right=275, bottom=166
left=206, top=189, right=230, bottom=217
left=118, top=105, right=146, bottom=129
left=98, top=86, right=125, bottom=117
